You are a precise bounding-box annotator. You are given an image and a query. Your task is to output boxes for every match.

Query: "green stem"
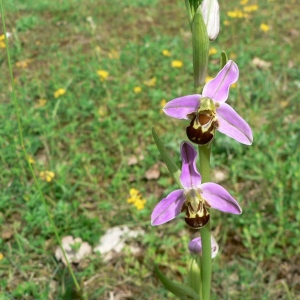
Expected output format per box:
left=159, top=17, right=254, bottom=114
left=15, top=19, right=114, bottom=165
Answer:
left=198, top=144, right=211, bottom=182
left=184, top=2, right=211, bottom=299
left=199, top=144, right=212, bottom=300
left=0, top=1, right=80, bottom=292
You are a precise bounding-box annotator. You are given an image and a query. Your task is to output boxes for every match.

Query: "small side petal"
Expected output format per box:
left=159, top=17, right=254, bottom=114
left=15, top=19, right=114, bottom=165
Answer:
left=203, top=60, right=239, bottom=103
left=201, top=0, right=220, bottom=40
left=201, top=182, right=242, bottom=214
left=180, top=141, right=202, bottom=189
left=217, top=103, right=253, bottom=145
left=163, top=95, right=201, bottom=120
left=211, top=235, right=219, bottom=258
left=151, top=190, right=185, bottom=226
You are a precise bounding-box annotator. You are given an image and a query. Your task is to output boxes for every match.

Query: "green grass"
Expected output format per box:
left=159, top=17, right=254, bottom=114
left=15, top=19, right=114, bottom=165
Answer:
left=0, top=0, right=300, bottom=299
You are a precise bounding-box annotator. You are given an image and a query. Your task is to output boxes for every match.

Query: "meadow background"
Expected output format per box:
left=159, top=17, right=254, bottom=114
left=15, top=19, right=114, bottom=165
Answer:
left=0, top=0, right=299, bottom=299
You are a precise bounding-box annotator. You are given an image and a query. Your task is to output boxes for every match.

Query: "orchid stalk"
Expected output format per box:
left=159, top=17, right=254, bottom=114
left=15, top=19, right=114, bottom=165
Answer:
left=151, top=0, right=253, bottom=299
left=198, top=144, right=212, bottom=300
left=191, top=1, right=218, bottom=298
left=162, top=60, right=253, bottom=299
left=162, top=60, right=252, bottom=300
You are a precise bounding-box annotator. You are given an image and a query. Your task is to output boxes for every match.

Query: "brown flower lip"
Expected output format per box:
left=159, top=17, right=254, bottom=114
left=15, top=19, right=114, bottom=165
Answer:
left=186, top=110, right=219, bottom=145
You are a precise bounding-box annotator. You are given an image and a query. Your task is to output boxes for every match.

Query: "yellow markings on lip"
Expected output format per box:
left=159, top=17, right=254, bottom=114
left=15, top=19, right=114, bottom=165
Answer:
left=192, top=117, right=201, bottom=130
left=183, top=189, right=210, bottom=229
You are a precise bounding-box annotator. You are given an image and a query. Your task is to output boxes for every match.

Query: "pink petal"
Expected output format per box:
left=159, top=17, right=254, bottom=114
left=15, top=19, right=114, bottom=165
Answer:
left=163, top=95, right=201, bottom=120
left=201, top=182, right=242, bottom=214
left=203, top=60, right=239, bottom=103
left=151, top=190, right=185, bottom=226
left=217, top=103, right=253, bottom=145
left=180, top=142, right=202, bottom=189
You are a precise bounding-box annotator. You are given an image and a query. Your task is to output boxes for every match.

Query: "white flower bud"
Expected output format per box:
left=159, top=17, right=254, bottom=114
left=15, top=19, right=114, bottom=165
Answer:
left=201, top=0, right=220, bottom=40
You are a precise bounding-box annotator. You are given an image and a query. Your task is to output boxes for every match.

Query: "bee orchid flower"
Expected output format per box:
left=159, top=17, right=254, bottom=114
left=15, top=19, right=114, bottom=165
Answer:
left=151, top=141, right=242, bottom=229
left=163, top=60, right=253, bottom=145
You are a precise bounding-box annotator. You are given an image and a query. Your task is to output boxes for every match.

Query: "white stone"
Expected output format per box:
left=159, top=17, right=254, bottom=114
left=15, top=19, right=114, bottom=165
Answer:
left=93, top=225, right=144, bottom=261
left=55, top=235, right=92, bottom=265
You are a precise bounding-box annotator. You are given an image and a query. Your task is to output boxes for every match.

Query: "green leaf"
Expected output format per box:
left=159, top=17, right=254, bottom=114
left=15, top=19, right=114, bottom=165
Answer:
left=185, top=0, right=193, bottom=29
left=220, top=51, right=228, bottom=69
left=155, top=265, right=201, bottom=300
left=192, top=5, right=209, bottom=93
left=152, top=127, right=181, bottom=188
left=187, top=256, right=202, bottom=296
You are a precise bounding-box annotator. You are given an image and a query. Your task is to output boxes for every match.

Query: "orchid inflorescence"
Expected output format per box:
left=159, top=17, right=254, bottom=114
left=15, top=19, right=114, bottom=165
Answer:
left=151, top=60, right=252, bottom=255
left=150, top=1, right=253, bottom=299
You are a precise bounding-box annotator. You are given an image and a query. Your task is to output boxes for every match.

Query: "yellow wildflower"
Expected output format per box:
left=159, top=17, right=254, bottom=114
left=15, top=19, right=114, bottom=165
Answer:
left=127, top=188, right=147, bottom=211
left=143, top=77, right=156, bottom=87
left=108, top=49, right=120, bottom=59
left=129, top=188, right=140, bottom=198
left=16, top=59, right=32, bottom=68
left=28, top=155, right=35, bottom=164
left=230, top=53, right=237, bottom=60
left=205, top=76, right=213, bottom=83
left=54, top=88, right=66, bottom=98
left=243, top=5, right=258, bottom=12
left=227, top=9, right=245, bottom=18
left=0, top=34, right=6, bottom=48
left=260, top=23, right=270, bottom=32
left=280, top=100, right=288, bottom=108
left=160, top=99, right=167, bottom=107
left=171, top=60, right=183, bottom=68
left=162, top=49, right=171, bottom=57
left=35, top=98, right=47, bottom=108
left=240, top=0, right=249, bottom=4
left=0, top=253, right=3, bottom=261
left=98, top=105, right=107, bottom=117
left=134, top=198, right=146, bottom=210
left=209, top=47, right=218, bottom=55
left=40, top=171, right=55, bottom=182
left=97, top=70, right=109, bottom=82
left=231, top=83, right=237, bottom=89
left=223, top=20, right=231, bottom=26
left=127, top=197, right=134, bottom=204
left=133, top=86, right=142, bottom=93
left=160, top=99, right=167, bottom=114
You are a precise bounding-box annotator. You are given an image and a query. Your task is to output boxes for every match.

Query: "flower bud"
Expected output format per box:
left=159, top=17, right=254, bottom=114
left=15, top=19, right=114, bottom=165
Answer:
left=188, top=235, right=219, bottom=258
left=201, top=0, right=220, bottom=40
